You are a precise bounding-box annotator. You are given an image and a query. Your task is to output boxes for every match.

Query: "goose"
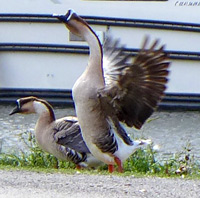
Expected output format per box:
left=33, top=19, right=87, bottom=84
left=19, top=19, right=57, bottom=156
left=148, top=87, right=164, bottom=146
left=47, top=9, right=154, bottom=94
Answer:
left=54, top=10, right=170, bottom=173
left=9, top=96, right=103, bottom=169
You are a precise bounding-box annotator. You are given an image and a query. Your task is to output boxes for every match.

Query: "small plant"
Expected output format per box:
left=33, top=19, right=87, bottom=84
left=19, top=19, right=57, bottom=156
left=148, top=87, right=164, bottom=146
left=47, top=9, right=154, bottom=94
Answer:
left=123, top=142, right=200, bottom=177
left=0, top=130, right=75, bottom=169
left=173, top=142, right=200, bottom=177
left=0, top=131, right=199, bottom=178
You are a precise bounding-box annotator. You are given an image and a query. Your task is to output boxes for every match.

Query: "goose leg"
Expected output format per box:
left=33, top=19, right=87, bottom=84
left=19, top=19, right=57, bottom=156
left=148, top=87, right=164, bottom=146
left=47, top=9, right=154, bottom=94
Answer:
left=76, top=164, right=82, bottom=170
left=114, top=157, right=123, bottom=173
left=108, top=164, right=115, bottom=173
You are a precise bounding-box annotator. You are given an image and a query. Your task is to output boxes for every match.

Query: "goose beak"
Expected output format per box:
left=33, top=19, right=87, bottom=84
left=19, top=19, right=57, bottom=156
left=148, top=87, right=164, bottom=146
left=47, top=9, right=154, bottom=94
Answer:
left=53, top=13, right=68, bottom=22
left=53, top=9, right=75, bottom=23
left=9, top=105, right=20, bottom=115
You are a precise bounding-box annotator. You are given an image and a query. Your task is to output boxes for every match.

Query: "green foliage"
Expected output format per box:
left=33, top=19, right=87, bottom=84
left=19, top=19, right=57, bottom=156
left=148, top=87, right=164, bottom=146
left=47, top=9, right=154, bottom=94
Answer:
left=124, top=142, right=200, bottom=177
left=0, top=131, right=199, bottom=177
left=0, top=131, right=75, bottom=169
left=124, top=145, right=159, bottom=173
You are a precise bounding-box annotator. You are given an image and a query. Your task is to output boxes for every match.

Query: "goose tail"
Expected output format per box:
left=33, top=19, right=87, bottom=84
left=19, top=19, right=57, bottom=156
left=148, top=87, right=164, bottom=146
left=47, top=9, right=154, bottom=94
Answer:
left=133, top=139, right=152, bottom=147
left=115, top=138, right=152, bottom=164
left=111, top=138, right=152, bottom=173
left=127, top=138, right=152, bottom=157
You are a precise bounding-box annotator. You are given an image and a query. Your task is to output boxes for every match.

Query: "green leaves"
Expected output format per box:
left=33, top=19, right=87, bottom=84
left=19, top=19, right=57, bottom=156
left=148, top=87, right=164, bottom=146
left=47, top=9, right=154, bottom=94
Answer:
left=0, top=131, right=199, bottom=178
left=0, top=131, right=75, bottom=169
left=123, top=143, right=200, bottom=177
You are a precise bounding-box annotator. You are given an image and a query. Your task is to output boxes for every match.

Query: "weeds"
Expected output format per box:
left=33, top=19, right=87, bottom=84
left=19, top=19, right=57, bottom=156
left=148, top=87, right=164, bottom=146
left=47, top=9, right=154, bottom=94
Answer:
left=0, top=131, right=199, bottom=177
left=124, top=143, right=200, bottom=177
left=0, top=131, right=75, bottom=169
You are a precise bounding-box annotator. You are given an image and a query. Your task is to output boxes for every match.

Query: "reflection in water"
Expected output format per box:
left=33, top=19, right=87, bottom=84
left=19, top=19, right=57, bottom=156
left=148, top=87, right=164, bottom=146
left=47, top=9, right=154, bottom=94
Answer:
left=0, top=105, right=200, bottom=160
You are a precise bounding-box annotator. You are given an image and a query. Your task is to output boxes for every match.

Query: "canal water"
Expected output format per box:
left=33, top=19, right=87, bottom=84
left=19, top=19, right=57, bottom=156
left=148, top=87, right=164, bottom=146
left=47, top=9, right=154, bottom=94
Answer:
left=0, top=104, right=200, bottom=161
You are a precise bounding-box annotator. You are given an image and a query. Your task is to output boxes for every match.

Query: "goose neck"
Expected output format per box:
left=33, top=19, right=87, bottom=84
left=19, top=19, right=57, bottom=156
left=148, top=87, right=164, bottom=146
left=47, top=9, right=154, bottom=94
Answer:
left=34, top=101, right=55, bottom=126
left=83, top=27, right=103, bottom=77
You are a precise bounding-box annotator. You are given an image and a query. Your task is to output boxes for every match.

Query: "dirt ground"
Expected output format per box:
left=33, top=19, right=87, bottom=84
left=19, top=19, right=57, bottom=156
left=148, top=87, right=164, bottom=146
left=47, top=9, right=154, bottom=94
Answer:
left=0, top=170, right=200, bottom=198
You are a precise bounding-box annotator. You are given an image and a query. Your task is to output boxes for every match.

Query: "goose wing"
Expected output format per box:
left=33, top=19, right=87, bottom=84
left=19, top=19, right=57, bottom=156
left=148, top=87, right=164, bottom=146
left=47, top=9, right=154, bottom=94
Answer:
left=100, top=35, right=170, bottom=130
left=53, top=116, right=90, bottom=153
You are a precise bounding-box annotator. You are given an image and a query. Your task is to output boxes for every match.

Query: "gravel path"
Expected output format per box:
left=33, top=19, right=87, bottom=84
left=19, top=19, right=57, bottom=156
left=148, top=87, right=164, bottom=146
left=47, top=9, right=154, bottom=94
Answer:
left=0, top=170, right=200, bottom=198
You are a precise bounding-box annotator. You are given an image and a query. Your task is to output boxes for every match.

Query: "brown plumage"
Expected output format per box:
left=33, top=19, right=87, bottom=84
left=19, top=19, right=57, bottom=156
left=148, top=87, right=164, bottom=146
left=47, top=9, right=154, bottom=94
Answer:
left=9, top=96, right=103, bottom=169
left=54, top=10, right=170, bottom=173
left=103, top=37, right=169, bottom=129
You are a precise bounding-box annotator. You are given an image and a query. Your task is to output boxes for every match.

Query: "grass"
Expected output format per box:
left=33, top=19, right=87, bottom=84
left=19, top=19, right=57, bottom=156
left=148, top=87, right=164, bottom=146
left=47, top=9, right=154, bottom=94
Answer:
left=0, top=131, right=200, bottom=178
left=0, top=131, right=75, bottom=170
left=124, top=143, right=200, bottom=178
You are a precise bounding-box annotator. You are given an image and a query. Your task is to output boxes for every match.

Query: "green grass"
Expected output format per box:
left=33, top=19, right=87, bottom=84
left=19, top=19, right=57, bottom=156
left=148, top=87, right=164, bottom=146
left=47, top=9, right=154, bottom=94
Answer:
left=124, top=144, right=200, bottom=178
left=0, top=131, right=75, bottom=170
left=0, top=132, right=199, bottom=178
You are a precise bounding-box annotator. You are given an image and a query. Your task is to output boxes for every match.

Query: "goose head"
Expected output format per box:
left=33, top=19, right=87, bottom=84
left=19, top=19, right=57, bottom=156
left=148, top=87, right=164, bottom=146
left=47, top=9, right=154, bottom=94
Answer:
left=9, top=96, right=54, bottom=118
left=53, top=10, right=90, bottom=37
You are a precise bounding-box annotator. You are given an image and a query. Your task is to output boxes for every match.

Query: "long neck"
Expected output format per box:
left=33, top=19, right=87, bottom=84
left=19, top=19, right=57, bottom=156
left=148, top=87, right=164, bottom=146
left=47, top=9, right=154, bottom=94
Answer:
left=81, top=25, right=104, bottom=83
left=34, top=102, right=55, bottom=131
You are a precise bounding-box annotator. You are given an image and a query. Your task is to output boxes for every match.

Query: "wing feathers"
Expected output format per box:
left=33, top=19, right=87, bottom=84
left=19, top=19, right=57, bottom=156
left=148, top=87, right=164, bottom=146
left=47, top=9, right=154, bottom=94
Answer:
left=100, top=35, right=170, bottom=130
left=54, top=117, right=90, bottom=153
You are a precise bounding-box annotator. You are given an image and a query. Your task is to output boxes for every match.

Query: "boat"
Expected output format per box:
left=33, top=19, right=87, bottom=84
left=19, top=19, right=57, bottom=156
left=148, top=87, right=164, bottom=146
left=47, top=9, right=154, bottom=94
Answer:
left=0, top=0, right=200, bottom=109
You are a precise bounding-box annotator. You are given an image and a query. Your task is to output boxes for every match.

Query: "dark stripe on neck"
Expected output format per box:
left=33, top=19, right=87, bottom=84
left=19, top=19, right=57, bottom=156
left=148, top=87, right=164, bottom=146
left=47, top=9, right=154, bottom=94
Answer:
left=86, top=22, right=104, bottom=79
left=37, top=99, right=56, bottom=121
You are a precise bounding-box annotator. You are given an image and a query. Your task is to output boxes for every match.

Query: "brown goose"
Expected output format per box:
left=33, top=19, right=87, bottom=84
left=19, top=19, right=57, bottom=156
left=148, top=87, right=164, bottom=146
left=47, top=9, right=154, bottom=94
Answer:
left=9, top=96, right=102, bottom=169
left=54, top=10, right=170, bottom=173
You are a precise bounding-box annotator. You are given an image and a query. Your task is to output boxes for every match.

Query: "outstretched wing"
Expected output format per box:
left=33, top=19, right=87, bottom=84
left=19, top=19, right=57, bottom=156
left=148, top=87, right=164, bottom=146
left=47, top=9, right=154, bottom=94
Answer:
left=53, top=116, right=90, bottom=153
left=103, top=35, right=130, bottom=86
left=100, top=35, right=170, bottom=130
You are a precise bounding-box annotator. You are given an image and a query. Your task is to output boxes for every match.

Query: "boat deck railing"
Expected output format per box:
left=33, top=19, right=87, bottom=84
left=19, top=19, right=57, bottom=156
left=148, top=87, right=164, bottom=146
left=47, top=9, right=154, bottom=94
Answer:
left=0, top=13, right=200, bottom=33
left=0, top=14, right=200, bottom=110
left=0, top=43, right=200, bottom=61
left=1, top=88, right=200, bottom=111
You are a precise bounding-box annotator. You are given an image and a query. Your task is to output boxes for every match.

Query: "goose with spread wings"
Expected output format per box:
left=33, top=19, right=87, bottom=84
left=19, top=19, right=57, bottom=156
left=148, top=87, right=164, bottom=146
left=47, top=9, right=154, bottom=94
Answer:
left=54, top=10, right=170, bottom=173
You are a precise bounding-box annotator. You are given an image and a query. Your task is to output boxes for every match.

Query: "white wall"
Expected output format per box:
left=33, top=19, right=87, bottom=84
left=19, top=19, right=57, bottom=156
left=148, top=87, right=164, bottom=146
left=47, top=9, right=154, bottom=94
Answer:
left=0, top=0, right=199, bottom=23
left=0, top=0, right=199, bottom=94
left=0, top=52, right=87, bottom=89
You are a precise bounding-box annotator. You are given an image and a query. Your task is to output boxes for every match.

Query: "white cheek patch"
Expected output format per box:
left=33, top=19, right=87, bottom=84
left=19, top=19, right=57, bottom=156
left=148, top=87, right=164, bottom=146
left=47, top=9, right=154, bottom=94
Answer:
left=17, top=99, right=21, bottom=109
left=33, top=101, right=48, bottom=114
